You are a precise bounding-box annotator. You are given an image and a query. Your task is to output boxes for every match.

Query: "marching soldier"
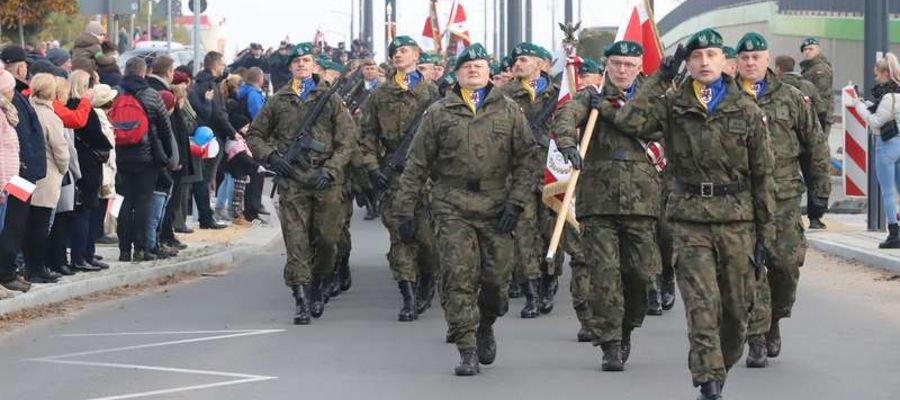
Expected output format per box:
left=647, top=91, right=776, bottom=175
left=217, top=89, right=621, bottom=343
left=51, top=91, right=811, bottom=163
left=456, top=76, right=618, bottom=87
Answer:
left=245, top=42, right=356, bottom=325
left=733, top=33, right=831, bottom=369
left=800, top=37, right=835, bottom=229
left=395, top=43, right=537, bottom=375
left=554, top=40, right=663, bottom=370
left=499, top=42, right=559, bottom=318
left=614, top=29, right=776, bottom=399
left=360, top=36, right=440, bottom=322
left=577, top=58, right=604, bottom=90
left=722, top=46, right=737, bottom=77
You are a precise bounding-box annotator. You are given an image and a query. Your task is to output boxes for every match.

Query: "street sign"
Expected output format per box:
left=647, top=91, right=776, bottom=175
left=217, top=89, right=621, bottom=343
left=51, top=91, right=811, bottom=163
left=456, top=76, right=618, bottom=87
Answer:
left=77, top=0, right=140, bottom=15
left=188, top=0, right=208, bottom=14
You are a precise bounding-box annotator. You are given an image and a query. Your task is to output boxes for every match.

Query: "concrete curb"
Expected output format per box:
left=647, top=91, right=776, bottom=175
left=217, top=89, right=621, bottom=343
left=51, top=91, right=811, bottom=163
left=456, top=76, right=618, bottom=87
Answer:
left=807, top=236, right=900, bottom=275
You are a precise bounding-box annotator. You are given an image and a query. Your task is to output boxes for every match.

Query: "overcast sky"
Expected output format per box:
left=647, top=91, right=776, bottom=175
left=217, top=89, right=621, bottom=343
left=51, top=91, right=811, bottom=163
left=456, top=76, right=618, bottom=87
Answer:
left=204, top=0, right=683, bottom=59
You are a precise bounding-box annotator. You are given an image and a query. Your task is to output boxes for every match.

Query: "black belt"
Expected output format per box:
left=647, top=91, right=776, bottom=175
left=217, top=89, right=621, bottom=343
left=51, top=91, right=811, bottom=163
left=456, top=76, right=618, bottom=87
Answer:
left=440, top=177, right=507, bottom=192
left=680, top=181, right=747, bottom=198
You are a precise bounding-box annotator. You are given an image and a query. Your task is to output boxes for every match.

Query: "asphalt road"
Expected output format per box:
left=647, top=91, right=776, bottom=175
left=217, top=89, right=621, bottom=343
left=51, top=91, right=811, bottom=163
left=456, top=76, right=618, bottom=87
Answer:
left=1, top=210, right=899, bottom=400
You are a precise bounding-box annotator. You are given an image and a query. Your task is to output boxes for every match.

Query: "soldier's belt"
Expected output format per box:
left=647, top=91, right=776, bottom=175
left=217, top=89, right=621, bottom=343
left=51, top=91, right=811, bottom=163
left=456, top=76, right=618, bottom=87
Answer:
left=439, top=177, right=507, bottom=192
left=679, top=181, right=747, bottom=198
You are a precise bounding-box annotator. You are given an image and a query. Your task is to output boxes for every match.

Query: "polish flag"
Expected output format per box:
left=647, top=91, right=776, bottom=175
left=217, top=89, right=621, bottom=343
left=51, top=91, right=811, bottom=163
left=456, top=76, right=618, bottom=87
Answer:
left=541, top=51, right=582, bottom=231
left=3, top=176, right=36, bottom=202
left=446, top=0, right=471, bottom=56
left=615, top=0, right=664, bottom=75
left=422, top=0, right=443, bottom=53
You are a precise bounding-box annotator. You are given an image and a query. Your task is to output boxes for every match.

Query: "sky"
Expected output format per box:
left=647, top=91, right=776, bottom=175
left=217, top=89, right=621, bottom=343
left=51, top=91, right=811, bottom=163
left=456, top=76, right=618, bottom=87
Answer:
left=203, top=0, right=683, bottom=60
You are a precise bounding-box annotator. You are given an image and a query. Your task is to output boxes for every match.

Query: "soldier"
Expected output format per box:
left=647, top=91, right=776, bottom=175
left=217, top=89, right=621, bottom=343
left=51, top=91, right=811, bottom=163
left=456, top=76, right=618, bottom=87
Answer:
left=245, top=42, right=355, bottom=325
left=499, top=42, right=559, bottom=318
left=360, top=36, right=440, bottom=322
left=800, top=37, right=835, bottom=229
left=614, top=29, right=775, bottom=399
left=554, top=40, right=662, bottom=370
left=346, top=59, right=383, bottom=222
left=722, top=46, right=737, bottom=77
left=734, top=33, right=831, bottom=369
left=577, top=58, right=604, bottom=90
left=417, top=52, right=436, bottom=81
left=433, top=57, right=446, bottom=82
left=395, top=43, right=537, bottom=375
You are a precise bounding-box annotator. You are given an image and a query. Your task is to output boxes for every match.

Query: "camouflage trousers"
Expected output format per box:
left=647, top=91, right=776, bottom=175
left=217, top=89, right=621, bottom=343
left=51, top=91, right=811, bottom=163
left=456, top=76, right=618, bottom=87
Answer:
left=656, top=205, right=675, bottom=283
left=672, top=221, right=756, bottom=387
left=566, top=226, right=592, bottom=329
left=336, top=182, right=354, bottom=271
left=435, top=214, right=514, bottom=351
left=381, top=188, right=434, bottom=283
left=748, top=196, right=807, bottom=335
left=512, top=192, right=543, bottom=283
left=584, top=216, right=660, bottom=344
left=279, top=183, right=346, bottom=286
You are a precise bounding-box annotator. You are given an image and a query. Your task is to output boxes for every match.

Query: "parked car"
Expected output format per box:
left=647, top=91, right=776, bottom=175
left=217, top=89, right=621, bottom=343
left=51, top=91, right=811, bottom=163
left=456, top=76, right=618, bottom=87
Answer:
left=118, top=41, right=205, bottom=70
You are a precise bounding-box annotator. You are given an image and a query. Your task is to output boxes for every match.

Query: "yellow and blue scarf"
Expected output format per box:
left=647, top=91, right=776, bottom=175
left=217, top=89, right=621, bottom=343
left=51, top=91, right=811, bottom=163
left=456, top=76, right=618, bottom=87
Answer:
left=692, top=78, right=726, bottom=115
left=741, top=78, right=767, bottom=100
left=292, top=77, right=316, bottom=101
left=522, top=76, right=548, bottom=102
left=395, top=70, right=422, bottom=91
left=461, top=87, right=486, bottom=114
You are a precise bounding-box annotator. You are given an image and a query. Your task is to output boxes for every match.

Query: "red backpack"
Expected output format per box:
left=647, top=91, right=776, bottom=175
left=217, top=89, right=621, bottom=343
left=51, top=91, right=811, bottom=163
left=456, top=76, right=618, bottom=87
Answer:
left=108, top=92, right=149, bottom=146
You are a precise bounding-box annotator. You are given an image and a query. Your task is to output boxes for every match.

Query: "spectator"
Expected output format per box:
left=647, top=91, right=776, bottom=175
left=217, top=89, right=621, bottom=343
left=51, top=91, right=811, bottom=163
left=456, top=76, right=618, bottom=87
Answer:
left=170, top=77, right=203, bottom=234
left=72, top=21, right=116, bottom=75
left=223, top=113, right=260, bottom=226
left=46, top=76, right=81, bottom=277
left=214, top=73, right=244, bottom=221
left=26, top=73, right=69, bottom=284
left=114, top=57, right=175, bottom=262
left=237, top=67, right=268, bottom=222
left=90, top=84, right=119, bottom=246
left=47, top=48, right=73, bottom=77
left=0, top=70, right=20, bottom=298
left=267, top=43, right=293, bottom=92
left=230, top=43, right=268, bottom=71
left=0, top=46, right=47, bottom=294
left=98, top=42, right=123, bottom=86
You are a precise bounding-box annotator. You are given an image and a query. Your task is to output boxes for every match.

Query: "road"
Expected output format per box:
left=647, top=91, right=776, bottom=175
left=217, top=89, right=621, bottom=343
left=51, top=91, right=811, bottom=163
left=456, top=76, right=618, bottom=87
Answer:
left=1, top=210, right=899, bottom=400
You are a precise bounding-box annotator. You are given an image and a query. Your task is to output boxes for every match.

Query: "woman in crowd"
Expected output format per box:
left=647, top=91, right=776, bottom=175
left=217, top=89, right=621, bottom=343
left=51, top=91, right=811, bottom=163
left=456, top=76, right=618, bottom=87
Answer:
left=214, top=74, right=244, bottom=221
left=170, top=77, right=203, bottom=234
left=0, top=69, right=20, bottom=298
left=46, top=76, right=81, bottom=277
left=90, top=84, right=119, bottom=250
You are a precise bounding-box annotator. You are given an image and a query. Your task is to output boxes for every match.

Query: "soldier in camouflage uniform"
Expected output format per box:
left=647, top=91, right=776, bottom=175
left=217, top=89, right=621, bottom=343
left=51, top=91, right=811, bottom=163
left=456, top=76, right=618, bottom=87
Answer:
left=734, top=33, right=832, bottom=369
left=800, top=37, right=835, bottom=229
left=722, top=46, right=737, bottom=77
left=499, top=42, right=561, bottom=318
left=361, top=36, right=440, bottom=322
left=245, top=42, right=356, bottom=325
left=554, top=40, right=663, bottom=370
left=614, top=29, right=776, bottom=399
left=395, top=44, right=537, bottom=375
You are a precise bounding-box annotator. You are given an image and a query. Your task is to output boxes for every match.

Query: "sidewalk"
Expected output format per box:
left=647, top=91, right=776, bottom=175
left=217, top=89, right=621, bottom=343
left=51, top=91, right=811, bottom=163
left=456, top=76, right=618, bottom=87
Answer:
left=0, top=200, right=281, bottom=318
left=806, top=213, right=900, bottom=275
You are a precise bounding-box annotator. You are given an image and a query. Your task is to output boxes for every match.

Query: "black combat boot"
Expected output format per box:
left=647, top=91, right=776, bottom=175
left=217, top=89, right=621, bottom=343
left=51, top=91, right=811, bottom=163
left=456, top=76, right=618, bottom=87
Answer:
left=880, top=224, right=900, bottom=248
left=697, top=381, right=723, bottom=400
left=328, top=270, right=342, bottom=298
left=321, top=276, right=332, bottom=305
left=539, top=273, right=557, bottom=314
left=476, top=322, right=497, bottom=365
left=745, top=334, right=768, bottom=368
left=621, top=328, right=632, bottom=363
left=310, top=280, right=325, bottom=318
left=508, top=280, right=522, bottom=298
left=646, top=280, right=663, bottom=316
left=292, top=285, right=311, bottom=325
left=454, top=349, right=480, bottom=376
left=767, top=318, right=782, bottom=358
left=661, top=278, right=676, bottom=311
left=398, top=281, right=418, bottom=322
left=808, top=217, right=827, bottom=229
left=600, top=341, right=624, bottom=371
left=577, top=325, right=592, bottom=342
left=338, top=259, right=352, bottom=292
left=416, top=272, right=435, bottom=315
left=520, top=279, right=540, bottom=318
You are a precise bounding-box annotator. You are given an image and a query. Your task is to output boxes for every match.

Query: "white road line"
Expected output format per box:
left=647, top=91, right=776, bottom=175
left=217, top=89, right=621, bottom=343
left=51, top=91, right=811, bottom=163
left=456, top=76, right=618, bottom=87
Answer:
left=27, top=329, right=283, bottom=400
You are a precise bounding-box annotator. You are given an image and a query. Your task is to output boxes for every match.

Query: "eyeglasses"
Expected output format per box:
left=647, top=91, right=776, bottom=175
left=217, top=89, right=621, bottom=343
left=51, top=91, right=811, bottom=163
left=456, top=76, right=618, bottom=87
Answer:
left=608, top=60, right=640, bottom=70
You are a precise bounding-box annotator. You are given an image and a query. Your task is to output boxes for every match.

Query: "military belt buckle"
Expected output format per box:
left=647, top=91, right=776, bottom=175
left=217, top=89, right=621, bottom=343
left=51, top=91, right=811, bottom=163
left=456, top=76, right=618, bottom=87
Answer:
left=700, top=182, right=714, bottom=198
left=467, top=179, right=481, bottom=192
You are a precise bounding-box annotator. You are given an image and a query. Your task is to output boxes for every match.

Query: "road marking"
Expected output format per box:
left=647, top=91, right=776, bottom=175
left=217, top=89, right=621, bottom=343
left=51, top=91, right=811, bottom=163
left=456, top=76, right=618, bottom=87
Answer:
left=28, top=329, right=284, bottom=400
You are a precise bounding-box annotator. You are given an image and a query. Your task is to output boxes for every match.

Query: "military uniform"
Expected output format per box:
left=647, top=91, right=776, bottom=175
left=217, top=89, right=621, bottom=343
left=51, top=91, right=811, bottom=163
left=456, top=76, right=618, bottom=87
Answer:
left=395, top=44, right=537, bottom=374
left=614, top=29, right=775, bottom=391
left=360, top=37, right=440, bottom=321
left=555, top=59, right=662, bottom=368
left=800, top=52, right=834, bottom=133
left=246, top=45, right=356, bottom=324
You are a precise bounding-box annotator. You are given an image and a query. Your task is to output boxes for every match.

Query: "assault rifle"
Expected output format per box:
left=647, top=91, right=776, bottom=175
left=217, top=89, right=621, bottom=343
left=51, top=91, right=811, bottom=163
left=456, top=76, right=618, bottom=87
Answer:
left=529, top=87, right=559, bottom=147
left=380, top=95, right=443, bottom=183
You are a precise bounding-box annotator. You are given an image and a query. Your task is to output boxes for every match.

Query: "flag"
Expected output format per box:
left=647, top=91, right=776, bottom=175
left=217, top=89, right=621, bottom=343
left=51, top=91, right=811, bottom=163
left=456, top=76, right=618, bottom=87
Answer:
left=445, top=0, right=471, bottom=58
left=313, top=30, right=327, bottom=52
left=108, top=194, right=125, bottom=218
left=3, top=176, right=36, bottom=202
left=541, top=52, right=582, bottom=230
left=422, top=0, right=443, bottom=54
left=615, top=0, right=664, bottom=75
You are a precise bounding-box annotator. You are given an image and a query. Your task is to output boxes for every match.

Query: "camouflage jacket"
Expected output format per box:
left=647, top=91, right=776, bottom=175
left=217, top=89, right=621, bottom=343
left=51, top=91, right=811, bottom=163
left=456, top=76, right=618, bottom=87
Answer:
left=360, top=71, right=439, bottom=173
left=395, top=84, right=538, bottom=220
left=738, top=70, right=832, bottom=201
left=781, top=72, right=827, bottom=118
left=553, top=78, right=661, bottom=218
left=499, top=72, right=559, bottom=147
left=800, top=55, right=834, bottom=119
left=614, top=73, right=776, bottom=245
left=245, top=76, right=356, bottom=185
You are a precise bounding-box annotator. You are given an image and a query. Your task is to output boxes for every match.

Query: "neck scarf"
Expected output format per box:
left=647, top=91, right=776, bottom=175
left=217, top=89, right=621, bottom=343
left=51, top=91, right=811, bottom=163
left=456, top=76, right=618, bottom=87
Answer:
left=365, top=79, right=379, bottom=91
left=741, top=77, right=767, bottom=100
left=522, top=75, right=548, bottom=102
left=395, top=70, right=421, bottom=91
left=460, top=87, right=486, bottom=114
left=292, top=77, right=316, bottom=101
left=871, top=80, right=900, bottom=112
left=693, top=78, right=727, bottom=115
left=623, top=81, right=637, bottom=100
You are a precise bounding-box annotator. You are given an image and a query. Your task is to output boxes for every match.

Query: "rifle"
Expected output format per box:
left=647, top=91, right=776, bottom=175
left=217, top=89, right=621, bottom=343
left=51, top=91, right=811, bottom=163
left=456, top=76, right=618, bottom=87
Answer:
left=530, top=87, right=559, bottom=147
left=379, top=95, right=443, bottom=182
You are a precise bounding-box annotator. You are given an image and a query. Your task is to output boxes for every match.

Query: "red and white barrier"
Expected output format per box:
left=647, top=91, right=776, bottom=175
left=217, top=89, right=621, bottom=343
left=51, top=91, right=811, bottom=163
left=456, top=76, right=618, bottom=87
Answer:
left=842, top=85, right=867, bottom=197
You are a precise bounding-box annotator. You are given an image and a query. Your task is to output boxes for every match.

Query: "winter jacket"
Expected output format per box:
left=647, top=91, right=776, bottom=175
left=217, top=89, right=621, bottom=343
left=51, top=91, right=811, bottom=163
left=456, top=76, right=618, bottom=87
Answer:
left=237, top=83, right=266, bottom=120
left=147, top=75, right=187, bottom=173
left=0, top=97, right=19, bottom=190
left=188, top=69, right=236, bottom=141
left=71, top=32, right=116, bottom=74
left=67, top=98, right=111, bottom=210
left=178, top=99, right=203, bottom=184
left=95, top=109, right=117, bottom=198
left=56, top=128, right=81, bottom=213
left=98, top=65, right=123, bottom=87
left=53, top=97, right=92, bottom=129
left=29, top=97, right=69, bottom=208
left=12, top=80, right=47, bottom=183
left=855, top=92, right=900, bottom=134
left=115, top=75, right=175, bottom=169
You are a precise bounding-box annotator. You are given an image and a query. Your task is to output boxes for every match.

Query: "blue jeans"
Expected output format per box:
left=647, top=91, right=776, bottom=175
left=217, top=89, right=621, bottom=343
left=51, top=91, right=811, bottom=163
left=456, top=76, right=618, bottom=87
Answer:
left=146, top=191, right=168, bottom=251
left=0, top=193, right=7, bottom=233
left=215, top=173, right=234, bottom=211
left=875, top=135, right=900, bottom=224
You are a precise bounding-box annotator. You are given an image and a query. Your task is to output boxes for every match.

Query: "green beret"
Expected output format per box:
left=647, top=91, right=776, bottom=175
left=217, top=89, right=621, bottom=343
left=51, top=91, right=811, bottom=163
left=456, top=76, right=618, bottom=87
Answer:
left=722, top=46, right=737, bottom=59
left=490, top=62, right=501, bottom=77
left=604, top=40, right=644, bottom=58
left=500, top=56, right=513, bottom=71
left=800, top=37, right=819, bottom=51
left=315, top=56, right=344, bottom=73
left=578, top=58, right=603, bottom=75
left=418, top=52, right=441, bottom=65
left=736, top=32, right=768, bottom=53
left=388, top=35, right=418, bottom=57
left=511, top=42, right=552, bottom=61
left=286, top=42, right=314, bottom=65
left=684, top=28, right=723, bottom=55
left=455, top=43, right=491, bottom=71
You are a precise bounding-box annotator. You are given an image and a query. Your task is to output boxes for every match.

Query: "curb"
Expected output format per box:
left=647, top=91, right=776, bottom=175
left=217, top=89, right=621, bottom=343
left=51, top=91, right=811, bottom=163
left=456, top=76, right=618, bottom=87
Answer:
left=807, top=236, right=900, bottom=275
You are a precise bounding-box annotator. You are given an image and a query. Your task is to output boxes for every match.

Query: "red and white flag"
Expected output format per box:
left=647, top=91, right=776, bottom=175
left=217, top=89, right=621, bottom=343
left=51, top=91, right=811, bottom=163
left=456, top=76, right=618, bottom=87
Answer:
left=422, top=0, right=443, bottom=54
left=541, top=51, right=582, bottom=230
left=445, top=0, right=471, bottom=56
left=3, top=176, right=36, bottom=202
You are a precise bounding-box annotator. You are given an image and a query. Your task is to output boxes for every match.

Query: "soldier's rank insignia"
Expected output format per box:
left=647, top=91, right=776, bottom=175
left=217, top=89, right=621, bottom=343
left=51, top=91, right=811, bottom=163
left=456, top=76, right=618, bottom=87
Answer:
left=700, top=87, right=712, bottom=104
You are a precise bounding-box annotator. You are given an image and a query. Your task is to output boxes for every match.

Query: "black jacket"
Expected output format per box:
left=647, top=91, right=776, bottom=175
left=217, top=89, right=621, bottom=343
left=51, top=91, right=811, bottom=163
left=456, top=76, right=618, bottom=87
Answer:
left=188, top=69, right=236, bottom=141
left=147, top=74, right=193, bottom=179
left=68, top=98, right=111, bottom=209
left=12, top=80, right=47, bottom=183
left=115, top=75, right=174, bottom=168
